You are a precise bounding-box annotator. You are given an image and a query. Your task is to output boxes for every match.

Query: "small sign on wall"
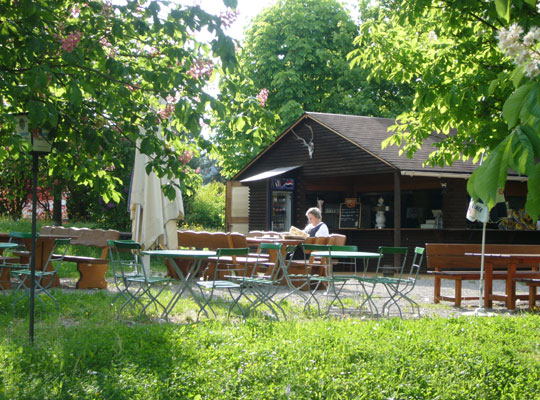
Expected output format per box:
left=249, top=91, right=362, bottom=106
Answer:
left=339, top=203, right=361, bottom=229
left=272, top=178, right=294, bottom=191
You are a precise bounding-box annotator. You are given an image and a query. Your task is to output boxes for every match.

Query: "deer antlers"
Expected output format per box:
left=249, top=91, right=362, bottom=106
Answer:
left=291, top=124, right=315, bottom=159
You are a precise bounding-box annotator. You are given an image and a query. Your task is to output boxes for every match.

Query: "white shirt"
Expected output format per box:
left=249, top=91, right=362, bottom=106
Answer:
left=304, top=222, right=329, bottom=237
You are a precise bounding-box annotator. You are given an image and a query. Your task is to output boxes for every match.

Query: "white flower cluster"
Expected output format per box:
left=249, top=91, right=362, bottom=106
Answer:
left=497, top=23, right=540, bottom=78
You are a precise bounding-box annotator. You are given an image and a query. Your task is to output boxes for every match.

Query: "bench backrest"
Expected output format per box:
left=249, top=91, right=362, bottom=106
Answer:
left=176, top=230, right=231, bottom=250
left=426, top=243, right=540, bottom=271
left=328, top=233, right=346, bottom=246
left=40, top=226, right=120, bottom=258
left=247, top=230, right=282, bottom=238
left=229, top=232, right=248, bottom=248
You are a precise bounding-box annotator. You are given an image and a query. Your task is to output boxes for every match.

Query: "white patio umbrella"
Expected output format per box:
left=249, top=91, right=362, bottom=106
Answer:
left=129, top=127, right=184, bottom=256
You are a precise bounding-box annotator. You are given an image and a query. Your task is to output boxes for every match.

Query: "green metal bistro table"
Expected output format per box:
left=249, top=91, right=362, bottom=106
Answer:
left=0, top=243, right=18, bottom=289
left=311, top=250, right=382, bottom=315
left=142, top=249, right=216, bottom=318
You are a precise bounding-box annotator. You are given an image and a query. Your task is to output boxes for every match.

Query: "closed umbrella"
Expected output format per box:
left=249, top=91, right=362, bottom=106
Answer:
left=129, top=128, right=184, bottom=253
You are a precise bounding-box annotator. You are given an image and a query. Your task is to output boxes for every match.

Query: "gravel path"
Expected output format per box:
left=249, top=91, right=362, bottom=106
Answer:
left=61, top=274, right=536, bottom=320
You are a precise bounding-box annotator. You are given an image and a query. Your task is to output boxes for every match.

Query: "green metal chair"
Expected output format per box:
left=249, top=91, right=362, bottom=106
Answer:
left=354, top=246, right=408, bottom=315
left=279, top=243, right=319, bottom=306
left=2, top=232, right=33, bottom=292
left=381, top=247, right=424, bottom=318
left=106, top=239, right=141, bottom=304
left=243, top=243, right=297, bottom=320
left=0, top=232, right=34, bottom=290
left=111, top=240, right=172, bottom=320
left=196, top=247, right=250, bottom=320
left=305, top=244, right=354, bottom=315
left=11, top=237, right=71, bottom=311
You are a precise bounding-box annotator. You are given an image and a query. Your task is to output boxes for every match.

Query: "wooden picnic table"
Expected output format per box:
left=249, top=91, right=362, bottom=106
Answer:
left=246, top=236, right=305, bottom=261
left=465, top=252, right=540, bottom=310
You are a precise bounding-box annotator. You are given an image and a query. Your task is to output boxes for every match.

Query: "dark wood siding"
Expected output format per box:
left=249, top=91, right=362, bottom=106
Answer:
left=442, top=179, right=469, bottom=229
left=237, top=121, right=395, bottom=181
left=248, top=181, right=268, bottom=231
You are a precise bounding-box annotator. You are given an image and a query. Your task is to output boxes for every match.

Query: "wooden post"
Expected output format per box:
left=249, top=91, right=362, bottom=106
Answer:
left=394, top=170, right=401, bottom=266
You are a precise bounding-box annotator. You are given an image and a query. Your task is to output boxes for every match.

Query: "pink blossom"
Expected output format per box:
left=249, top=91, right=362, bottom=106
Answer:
left=219, top=9, right=239, bottom=29
left=195, top=166, right=201, bottom=174
left=126, top=83, right=138, bottom=92
left=99, top=36, right=111, bottom=47
left=186, top=59, right=214, bottom=79
left=256, top=88, right=269, bottom=107
left=61, top=31, right=82, bottom=53
left=178, top=150, right=194, bottom=165
left=158, top=103, right=175, bottom=120
left=71, top=6, right=80, bottom=18
left=101, top=1, right=113, bottom=17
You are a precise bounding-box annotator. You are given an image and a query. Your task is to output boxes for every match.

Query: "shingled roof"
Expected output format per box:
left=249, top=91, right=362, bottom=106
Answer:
left=305, top=112, right=477, bottom=176
left=234, top=111, right=526, bottom=181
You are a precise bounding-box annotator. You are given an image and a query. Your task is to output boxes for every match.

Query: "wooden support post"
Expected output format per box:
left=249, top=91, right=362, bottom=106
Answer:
left=394, top=170, right=401, bottom=266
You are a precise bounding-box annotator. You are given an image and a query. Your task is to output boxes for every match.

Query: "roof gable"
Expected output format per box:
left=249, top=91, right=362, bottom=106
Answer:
left=233, top=112, right=478, bottom=180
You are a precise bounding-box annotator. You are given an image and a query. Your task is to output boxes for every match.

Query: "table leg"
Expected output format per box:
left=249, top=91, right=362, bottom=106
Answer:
left=506, top=263, right=517, bottom=310
left=0, top=266, right=11, bottom=289
left=455, top=279, right=462, bottom=308
left=163, top=258, right=204, bottom=319
left=529, top=284, right=537, bottom=311
left=434, top=275, right=441, bottom=304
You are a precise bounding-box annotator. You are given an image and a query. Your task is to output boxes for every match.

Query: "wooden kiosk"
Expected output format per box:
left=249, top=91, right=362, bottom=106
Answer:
left=226, top=112, right=537, bottom=270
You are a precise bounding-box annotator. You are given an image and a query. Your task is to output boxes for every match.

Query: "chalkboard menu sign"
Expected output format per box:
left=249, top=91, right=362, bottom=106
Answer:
left=339, top=203, right=361, bottom=229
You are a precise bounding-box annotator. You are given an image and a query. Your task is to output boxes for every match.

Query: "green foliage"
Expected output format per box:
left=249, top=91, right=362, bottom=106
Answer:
left=0, top=218, right=41, bottom=233
left=210, top=66, right=281, bottom=178
left=211, top=0, right=414, bottom=177
left=350, top=0, right=540, bottom=220
left=351, top=0, right=512, bottom=163
left=1, top=291, right=540, bottom=399
left=0, top=154, right=32, bottom=219
left=0, top=0, right=236, bottom=206
left=182, top=181, right=226, bottom=230
left=243, top=0, right=411, bottom=125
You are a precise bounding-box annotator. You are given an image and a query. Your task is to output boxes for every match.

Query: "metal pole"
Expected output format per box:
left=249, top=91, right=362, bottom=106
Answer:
left=478, top=220, right=487, bottom=310
left=29, top=153, right=38, bottom=343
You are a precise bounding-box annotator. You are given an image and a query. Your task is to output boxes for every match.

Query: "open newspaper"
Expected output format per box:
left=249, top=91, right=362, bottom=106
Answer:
left=288, top=226, right=309, bottom=239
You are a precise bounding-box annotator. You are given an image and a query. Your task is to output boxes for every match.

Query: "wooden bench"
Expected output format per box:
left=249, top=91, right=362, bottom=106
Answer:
left=164, top=231, right=235, bottom=279
left=426, top=243, right=540, bottom=307
left=41, top=226, right=120, bottom=289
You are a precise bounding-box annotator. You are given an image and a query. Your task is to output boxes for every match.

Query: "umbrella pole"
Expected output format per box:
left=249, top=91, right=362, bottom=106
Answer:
left=135, top=204, right=141, bottom=243
left=477, top=220, right=487, bottom=311
left=464, top=220, right=493, bottom=316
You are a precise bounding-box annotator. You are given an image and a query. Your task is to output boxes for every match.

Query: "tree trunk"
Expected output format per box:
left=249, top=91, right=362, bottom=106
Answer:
left=52, top=185, right=62, bottom=226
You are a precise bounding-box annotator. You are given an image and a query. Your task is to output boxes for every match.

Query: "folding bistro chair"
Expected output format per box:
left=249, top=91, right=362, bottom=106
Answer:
left=11, top=238, right=71, bottom=311
left=196, top=247, right=250, bottom=320
left=304, top=244, right=354, bottom=315
left=354, top=246, right=408, bottom=315
left=243, top=243, right=297, bottom=320
left=106, top=239, right=141, bottom=304
left=0, top=232, right=33, bottom=290
left=381, top=247, right=424, bottom=318
left=111, top=240, right=172, bottom=320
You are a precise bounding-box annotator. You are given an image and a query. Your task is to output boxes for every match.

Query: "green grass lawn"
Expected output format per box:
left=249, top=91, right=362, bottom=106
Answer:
left=0, top=289, right=539, bottom=400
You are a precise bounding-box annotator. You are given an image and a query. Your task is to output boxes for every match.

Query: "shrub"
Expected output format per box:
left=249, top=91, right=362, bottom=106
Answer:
left=182, top=181, right=225, bottom=230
